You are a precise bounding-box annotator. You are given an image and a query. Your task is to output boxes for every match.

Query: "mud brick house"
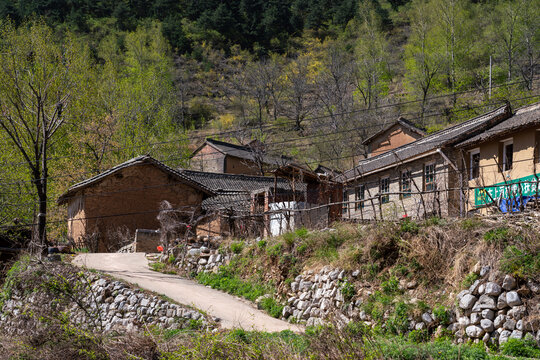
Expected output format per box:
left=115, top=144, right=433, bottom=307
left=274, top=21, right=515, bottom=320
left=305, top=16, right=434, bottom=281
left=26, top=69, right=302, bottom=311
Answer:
left=57, top=156, right=214, bottom=252
left=180, top=170, right=306, bottom=237
left=58, top=156, right=308, bottom=250
left=363, top=117, right=426, bottom=158
left=189, top=138, right=292, bottom=175
left=341, top=104, right=512, bottom=220
left=456, top=102, right=540, bottom=214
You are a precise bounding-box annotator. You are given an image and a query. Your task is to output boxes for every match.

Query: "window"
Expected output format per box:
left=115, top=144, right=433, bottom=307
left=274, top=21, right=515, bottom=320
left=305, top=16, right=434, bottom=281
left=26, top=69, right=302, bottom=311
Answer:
left=400, top=170, right=412, bottom=199
left=355, top=184, right=365, bottom=209
left=380, top=177, right=390, bottom=204
left=342, top=189, right=348, bottom=214
left=469, top=149, right=480, bottom=180
left=424, top=163, right=436, bottom=191
left=503, top=140, right=513, bottom=172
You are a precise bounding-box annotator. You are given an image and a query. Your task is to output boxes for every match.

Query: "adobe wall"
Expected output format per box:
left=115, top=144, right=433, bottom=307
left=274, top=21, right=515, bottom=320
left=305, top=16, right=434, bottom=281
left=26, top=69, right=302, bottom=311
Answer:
left=190, top=144, right=225, bottom=173
left=224, top=156, right=262, bottom=175
left=70, top=164, right=205, bottom=252
left=368, top=125, right=423, bottom=158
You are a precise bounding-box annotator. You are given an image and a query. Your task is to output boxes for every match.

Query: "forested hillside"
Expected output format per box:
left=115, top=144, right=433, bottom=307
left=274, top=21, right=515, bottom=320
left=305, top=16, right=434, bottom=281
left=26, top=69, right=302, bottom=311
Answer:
left=0, top=0, right=538, bottom=230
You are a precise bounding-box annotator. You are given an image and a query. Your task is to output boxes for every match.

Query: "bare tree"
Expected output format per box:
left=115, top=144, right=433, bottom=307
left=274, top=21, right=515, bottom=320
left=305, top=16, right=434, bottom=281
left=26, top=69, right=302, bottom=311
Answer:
left=0, top=23, right=87, bottom=252
left=283, top=56, right=316, bottom=131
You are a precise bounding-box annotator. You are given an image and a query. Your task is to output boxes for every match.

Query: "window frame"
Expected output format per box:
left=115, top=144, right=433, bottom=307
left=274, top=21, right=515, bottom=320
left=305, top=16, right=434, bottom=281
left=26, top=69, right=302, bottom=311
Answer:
left=400, top=170, right=412, bottom=199
left=502, top=139, right=513, bottom=172
left=342, top=189, right=349, bottom=214
left=424, top=162, right=436, bottom=192
left=355, top=184, right=365, bottom=209
left=469, top=148, right=480, bottom=180
left=380, top=177, right=390, bottom=204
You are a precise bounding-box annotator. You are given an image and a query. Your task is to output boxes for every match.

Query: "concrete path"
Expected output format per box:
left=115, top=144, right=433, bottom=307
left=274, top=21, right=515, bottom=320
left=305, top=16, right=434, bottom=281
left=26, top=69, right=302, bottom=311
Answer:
left=73, top=253, right=302, bottom=333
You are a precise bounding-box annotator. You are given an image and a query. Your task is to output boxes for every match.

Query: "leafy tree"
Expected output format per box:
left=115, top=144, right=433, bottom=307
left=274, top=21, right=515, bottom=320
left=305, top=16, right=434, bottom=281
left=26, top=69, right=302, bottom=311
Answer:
left=0, top=21, right=89, bottom=250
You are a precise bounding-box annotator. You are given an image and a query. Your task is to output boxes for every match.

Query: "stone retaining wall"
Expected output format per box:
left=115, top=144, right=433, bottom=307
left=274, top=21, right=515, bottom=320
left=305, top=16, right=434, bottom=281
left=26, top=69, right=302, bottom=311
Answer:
left=163, top=244, right=233, bottom=275
left=0, top=267, right=213, bottom=335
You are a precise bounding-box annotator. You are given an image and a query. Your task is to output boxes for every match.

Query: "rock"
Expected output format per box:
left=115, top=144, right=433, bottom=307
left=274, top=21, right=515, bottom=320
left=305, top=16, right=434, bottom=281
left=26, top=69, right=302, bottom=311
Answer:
left=478, top=283, right=486, bottom=295
left=422, top=312, right=433, bottom=326
left=457, top=290, right=470, bottom=300
left=474, top=295, right=497, bottom=310
left=480, top=266, right=491, bottom=277
left=480, top=319, right=494, bottom=333
left=499, top=330, right=512, bottom=344
left=351, top=270, right=360, bottom=278
left=504, top=319, right=516, bottom=331
left=291, top=282, right=299, bottom=292
left=510, top=330, right=523, bottom=339
left=481, top=309, right=495, bottom=321
left=497, top=293, right=508, bottom=309
left=470, top=312, right=481, bottom=325
left=459, top=294, right=477, bottom=310
left=187, top=248, right=201, bottom=257
left=506, top=291, right=522, bottom=307
left=516, top=320, right=523, bottom=331
left=466, top=325, right=485, bottom=338
left=502, top=275, right=517, bottom=291
left=494, top=315, right=507, bottom=328
left=469, top=280, right=482, bottom=295
left=282, top=306, right=292, bottom=318
left=198, top=258, right=207, bottom=265
left=482, top=332, right=491, bottom=343
left=507, top=306, right=526, bottom=321
left=484, top=282, right=502, bottom=296
left=458, top=316, right=470, bottom=328
left=527, top=279, right=540, bottom=294
left=415, top=322, right=426, bottom=330
left=299, top=280, right=313, bottom=292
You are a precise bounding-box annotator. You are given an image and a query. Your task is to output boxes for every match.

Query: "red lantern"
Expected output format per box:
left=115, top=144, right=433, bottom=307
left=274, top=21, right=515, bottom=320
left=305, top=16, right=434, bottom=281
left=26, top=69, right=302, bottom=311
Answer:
left=157, top=245, right=164, bottom=252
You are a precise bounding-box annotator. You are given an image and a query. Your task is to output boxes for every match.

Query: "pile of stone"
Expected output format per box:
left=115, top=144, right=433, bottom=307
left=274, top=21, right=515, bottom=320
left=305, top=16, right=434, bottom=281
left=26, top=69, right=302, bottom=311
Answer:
left=281, top=267, right=363, bottom=327
left=0, top=273, right=212, bottom=335
left=452, top=273, right=540, bottom=345
left=165, top=244, right=232, bottom=275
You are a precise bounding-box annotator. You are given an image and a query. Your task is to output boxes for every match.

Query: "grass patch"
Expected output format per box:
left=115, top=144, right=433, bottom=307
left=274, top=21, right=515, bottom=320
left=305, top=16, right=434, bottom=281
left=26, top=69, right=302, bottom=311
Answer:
left=500, top=245, right=540, bottom=278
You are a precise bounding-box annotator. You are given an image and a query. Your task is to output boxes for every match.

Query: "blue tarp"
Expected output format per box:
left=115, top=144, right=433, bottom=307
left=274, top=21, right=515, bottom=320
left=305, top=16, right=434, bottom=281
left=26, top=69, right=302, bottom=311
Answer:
left=498, top=196, right=538, bottom=213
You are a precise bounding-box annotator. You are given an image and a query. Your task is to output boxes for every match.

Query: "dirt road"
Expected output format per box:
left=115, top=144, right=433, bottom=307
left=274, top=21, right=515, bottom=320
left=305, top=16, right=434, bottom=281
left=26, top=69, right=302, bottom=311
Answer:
left=73, top=253, right=302, bottom=333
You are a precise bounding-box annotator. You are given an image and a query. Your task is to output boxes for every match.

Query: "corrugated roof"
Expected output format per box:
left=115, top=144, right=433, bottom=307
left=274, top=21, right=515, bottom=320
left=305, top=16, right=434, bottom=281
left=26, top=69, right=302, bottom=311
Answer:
left=57, top=155, right=214, bottom=205
left=343, top=104, right=512, bottom=181
left=192, top=138, right=294, bottom=167
left=456, top=102, right=540, bottom=148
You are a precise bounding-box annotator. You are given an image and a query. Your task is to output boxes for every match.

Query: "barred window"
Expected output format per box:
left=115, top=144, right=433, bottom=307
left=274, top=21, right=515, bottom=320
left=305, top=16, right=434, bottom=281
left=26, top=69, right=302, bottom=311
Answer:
left=424, top=163, right=436, bottom=191
left=400, top=170, right=412, bottom=199
left=355, top=184, right=365, bottom=209
left=380, top=177, right=390, bottom=204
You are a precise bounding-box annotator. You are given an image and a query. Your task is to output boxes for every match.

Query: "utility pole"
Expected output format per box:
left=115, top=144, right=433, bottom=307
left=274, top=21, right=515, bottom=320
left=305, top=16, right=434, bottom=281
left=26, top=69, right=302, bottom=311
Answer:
left=489, top=56, right=492, bottom=99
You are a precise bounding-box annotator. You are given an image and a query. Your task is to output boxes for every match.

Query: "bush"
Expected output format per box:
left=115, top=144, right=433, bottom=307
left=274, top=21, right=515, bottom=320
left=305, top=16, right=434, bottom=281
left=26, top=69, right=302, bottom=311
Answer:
left=483, top=227, right=510, bottom=244
left=500, top=245, right=540, bottom=278
left=462, top=272, right=479, bottom=288
left=339, top=280, right=356, bottom=302
left=381, top=276, right=400, bottom=295
left=230, top=241, right=244, bottom=254
left=500, top=338, right=540, bottom=358
left=257, top=239, right=267, bottom=249
left=259, top=297, right=284, bottom=319
left=400, top=218, right=419, bottom=234
left=266, top=243, right=283, bottom=258
left=432, top=305, right=450, bottom=325
left=386, top=302, right=409, bottom=335
left=150, top=262, right=166, bottom=272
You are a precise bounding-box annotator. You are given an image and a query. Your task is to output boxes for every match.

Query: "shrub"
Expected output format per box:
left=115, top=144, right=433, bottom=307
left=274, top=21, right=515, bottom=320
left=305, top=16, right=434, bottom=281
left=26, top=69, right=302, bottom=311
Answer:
left=295, top=227, right=308, bottom=239
left=282, top=232, right=296, bottom=247
left=297, top=243, right=308, bottom=254
left=150, top=262, right=166, bottom=272
left=266, top=243, right=283, bottom=258
left=400, top=218, right=419, bottom=234
left=259, top=297, right=284, bottom=319
left=432, top=305, right=450, bottom=325
left=461, top=218, right=481, bottom=230
left=500, top=338, right=540, bottom=358
left=257, top=239, right=267, bottom=249
left=407, top=329, right=429, bottom=343
left=339, top=280, right=356, bottom=302
left=500, top=245, right=540, bottom=278
left=230, top=241, right=244, bottom=254
left=386, top=302, right=409, bottom=335
left=381, top=276, right=400, bottom=295
left=462, top=272, right=479, bottom=288
left=483, top=227, right=510, bottom=244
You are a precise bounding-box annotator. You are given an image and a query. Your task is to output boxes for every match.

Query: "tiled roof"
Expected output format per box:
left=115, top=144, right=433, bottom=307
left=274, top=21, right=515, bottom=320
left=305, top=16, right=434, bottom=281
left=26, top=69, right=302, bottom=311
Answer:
left=343, top=104, right=512, bottom=181
left=456, top=102, right=540, bottom=148
left=192, top=138, right=293, bottom=167
left=201, top=192, right=253, bottom=212
left=57, top=155, right=215, bottom=205
left=180, top=169, right=306, bottom=193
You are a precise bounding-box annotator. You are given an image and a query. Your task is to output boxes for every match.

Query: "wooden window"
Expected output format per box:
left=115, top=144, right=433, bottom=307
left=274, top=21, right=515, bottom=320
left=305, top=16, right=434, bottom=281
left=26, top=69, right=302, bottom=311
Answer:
left=503, top=140, right=513, bottom=172
left=342, top=189, right=348, bottom=214
left=355, top=184, right=365, bottom=209
left=424, top=163, right=436, bottom=191
left=400, top=170, right=412, bottom=199
left=469, top=149, right=480, bottom=180
left=380, top=177, right=390, bottom=204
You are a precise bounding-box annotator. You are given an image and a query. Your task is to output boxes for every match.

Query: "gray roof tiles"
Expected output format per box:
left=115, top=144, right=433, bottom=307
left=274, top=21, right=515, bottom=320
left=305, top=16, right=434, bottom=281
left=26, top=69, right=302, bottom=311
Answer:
left=343, top=104, right=512, bottom=181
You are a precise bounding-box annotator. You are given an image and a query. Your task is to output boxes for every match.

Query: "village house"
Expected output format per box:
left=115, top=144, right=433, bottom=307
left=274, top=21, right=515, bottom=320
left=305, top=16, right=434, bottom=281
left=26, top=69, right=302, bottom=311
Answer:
left=57, top=156, right=214, bottom=252
left=362, top=117, right=426, bottom=158
left=456, top=102, right=540, bottom=214
left=189, top=138, right=292, bottom=175
left=341, top=104, right=513, bottom=220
